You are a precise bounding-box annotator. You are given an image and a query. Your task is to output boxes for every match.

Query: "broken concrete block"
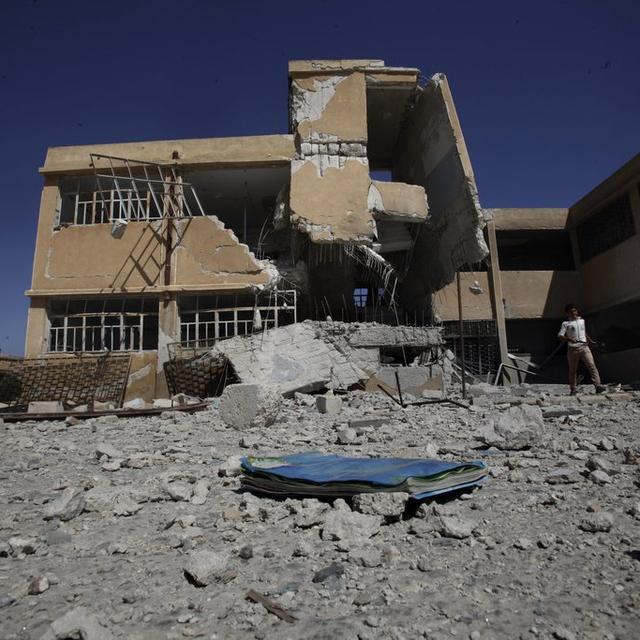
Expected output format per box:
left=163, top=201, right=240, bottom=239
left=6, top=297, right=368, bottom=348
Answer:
left=152, top=398, right=174, bottom=409
left=40, top=606, right=115, bottom=640
left=477, top=404, right=544, bottom=450
left=316, top=393, right=343, bottom=416
left=123, top=398, right=148, bottom=410
left=183, top=549, right=230, bottom=587
left=219, top=383, right=282, bottom=429
left=352, top=492, right=408, bottom=518
left=44, top=487, right=85, bottom=521
left=28, top=401, right=64, bottom=414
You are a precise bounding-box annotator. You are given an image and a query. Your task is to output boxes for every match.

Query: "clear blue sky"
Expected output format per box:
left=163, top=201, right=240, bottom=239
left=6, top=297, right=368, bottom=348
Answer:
left=1, top=0, right=638, bottom=355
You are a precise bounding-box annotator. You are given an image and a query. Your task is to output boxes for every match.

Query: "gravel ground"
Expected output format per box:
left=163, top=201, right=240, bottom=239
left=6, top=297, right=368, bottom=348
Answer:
left=1, top=386, right=639, bottom=640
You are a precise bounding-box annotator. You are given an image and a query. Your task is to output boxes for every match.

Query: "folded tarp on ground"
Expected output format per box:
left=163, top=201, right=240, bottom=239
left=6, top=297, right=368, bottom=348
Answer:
left=240, top=452, right=488, bottom=500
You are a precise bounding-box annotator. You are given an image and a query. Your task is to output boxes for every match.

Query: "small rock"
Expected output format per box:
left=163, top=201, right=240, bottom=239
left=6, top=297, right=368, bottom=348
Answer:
left=352, top=492, right=408, bottom=518
left=28, top=575, right=50, bottom=595
left=514, top=537, right=533, bottom=550
left=239, top=434, right=260, bottom=449
left=316, top=393, right=343, bottom=416
left=588, top=469, right=612, bottom=485
left=586, top=456, right=619, bottom=476
left=112, top=493, right=142, bottom=517
left=39, top=606, right=115, bottom=640
left=545, top=467, right=582, bottom=484
left=183, top=549, right=230, bottom=587
left=165, top=481, right=193, bottom=502
left=336, top=427, right=357, bottom=445
left=0, top=594, right=16, bottom=609
left=190, top=479, right=210, bottom=505
left=312, top=562, right=345, bottom=583
left=44, top=487, right=86, bottom=521
left=238, top=545, right=253, bottom=560
left=9, top=536, right=39, bottom=556
left=218, top=455, right=243, bottom=478
left=95, top=442, right=123, bottom=460
left=438, top=515, right=473, bottom=539
left=580, top=511, right=614, bottom=533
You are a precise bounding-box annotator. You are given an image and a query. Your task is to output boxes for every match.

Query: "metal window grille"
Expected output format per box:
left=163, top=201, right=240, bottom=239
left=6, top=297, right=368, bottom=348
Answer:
left=48, top=299, right=158, bottom=353
left=179, top=290, right=297, bottom=349
left=443, top=319, right=498, bottom=378
left=576, top=193, right=635, bottom=262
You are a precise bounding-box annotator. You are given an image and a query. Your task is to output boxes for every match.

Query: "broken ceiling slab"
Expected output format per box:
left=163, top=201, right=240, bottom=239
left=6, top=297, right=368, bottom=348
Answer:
left=40, top=135, right=295, bottom=175
left=368, top=180, right=429, bottom=222
left=210, top=321, right=367, bottom=396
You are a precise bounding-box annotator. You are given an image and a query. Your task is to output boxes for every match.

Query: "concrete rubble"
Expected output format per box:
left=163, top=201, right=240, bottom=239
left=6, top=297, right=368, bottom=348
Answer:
left=0, top=382, right=639, bottom=639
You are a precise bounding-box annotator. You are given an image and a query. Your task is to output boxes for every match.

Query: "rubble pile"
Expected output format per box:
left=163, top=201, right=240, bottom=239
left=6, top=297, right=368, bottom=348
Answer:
left=1, top=384, right=639, bottom=639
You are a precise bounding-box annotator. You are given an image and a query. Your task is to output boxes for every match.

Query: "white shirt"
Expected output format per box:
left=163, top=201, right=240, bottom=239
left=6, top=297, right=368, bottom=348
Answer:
left=558, top=317, right=587, bottom=348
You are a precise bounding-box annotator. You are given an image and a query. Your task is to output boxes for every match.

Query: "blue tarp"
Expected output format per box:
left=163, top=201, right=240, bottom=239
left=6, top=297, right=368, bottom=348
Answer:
left=240, top=452, right=488, bottom=499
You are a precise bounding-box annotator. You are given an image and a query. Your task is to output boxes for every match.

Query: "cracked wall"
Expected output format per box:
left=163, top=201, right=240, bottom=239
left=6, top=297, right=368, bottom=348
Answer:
left=29, top=185, right=276, bottom=295
left=288, top=64, right=429, bottom=247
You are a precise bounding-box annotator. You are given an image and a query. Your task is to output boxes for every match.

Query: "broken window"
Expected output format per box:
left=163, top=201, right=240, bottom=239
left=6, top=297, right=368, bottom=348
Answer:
left=576, top=193, right=635, bottom=262
left=48, top=298, right=158, bottom=352
left=179, top=290, right=297, bottom=348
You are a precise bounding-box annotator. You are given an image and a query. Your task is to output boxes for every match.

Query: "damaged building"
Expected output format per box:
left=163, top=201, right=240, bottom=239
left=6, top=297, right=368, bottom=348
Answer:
left=14, top=59, right=640, bottom=409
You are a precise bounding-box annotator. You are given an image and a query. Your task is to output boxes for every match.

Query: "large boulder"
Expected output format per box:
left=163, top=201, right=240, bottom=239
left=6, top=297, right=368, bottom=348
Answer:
left=219, top=383, right=282, bottom=429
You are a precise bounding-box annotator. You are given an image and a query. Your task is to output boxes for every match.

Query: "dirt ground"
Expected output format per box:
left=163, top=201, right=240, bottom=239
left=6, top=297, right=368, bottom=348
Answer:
left=1, top=385, right=639, bottom=640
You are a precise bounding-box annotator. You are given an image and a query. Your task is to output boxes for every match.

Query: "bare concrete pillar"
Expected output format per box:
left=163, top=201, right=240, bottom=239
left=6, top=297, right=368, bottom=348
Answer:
left=156, top=294, right=179, bottom=397
left=24, top=297, right=48, bottom=357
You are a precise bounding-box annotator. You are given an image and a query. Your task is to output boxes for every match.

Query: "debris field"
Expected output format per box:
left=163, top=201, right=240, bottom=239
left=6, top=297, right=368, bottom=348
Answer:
left=1, top=385, right=639, bottom=640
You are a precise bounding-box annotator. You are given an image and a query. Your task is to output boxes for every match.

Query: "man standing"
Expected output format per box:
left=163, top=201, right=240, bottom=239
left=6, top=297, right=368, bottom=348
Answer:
left=558, top=303, right=606, bottom=395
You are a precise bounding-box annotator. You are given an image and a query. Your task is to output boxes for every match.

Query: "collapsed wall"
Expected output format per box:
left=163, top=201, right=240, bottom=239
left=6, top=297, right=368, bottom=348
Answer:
left=393, top=73, right=488, bottom=301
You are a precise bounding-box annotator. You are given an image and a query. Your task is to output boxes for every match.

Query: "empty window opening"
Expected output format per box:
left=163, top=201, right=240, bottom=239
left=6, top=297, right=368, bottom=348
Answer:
left=48, top=298, right=158, bottom=353
left=576, top=193, right=635, bottom=262
left=497, top=230, right=575, bottom=271
left=179, top=290, right=297, bottom=349
left=182, top=167, right=290, bottom=255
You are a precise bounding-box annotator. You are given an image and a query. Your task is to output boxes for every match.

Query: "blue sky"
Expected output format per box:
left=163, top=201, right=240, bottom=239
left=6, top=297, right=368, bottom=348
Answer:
left=1, top=0, right=638, bottom=355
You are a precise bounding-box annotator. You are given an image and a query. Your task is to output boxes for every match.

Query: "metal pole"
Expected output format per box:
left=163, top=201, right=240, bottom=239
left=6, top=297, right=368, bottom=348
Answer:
left=456, top=271, right=466, bottom=399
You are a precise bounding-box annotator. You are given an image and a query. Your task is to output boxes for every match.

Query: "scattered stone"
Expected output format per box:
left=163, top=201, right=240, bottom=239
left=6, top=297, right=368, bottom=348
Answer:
left=580, top=512, right=614, bottom=533
left=163, top=481, right=193, bottom=502
left=438, top=515, right=474, bottom=539
left=514, top=537, right=533, bottom=550
left=336, top=426, right=357, bottom=444
left=218, top=455, right=244, bottom=477
left=321, top=508, right=381, bottom=547
left=312, top=562, right=345, bottom=583
left=588, top=469, right=612, bottom=485
left=219, top=383, right=282, bottom=429
left=39, top=606, right=115, bottom=640
left=238, top=545, right=253, bottom=560
left=112, top=493, right=142, bottom=517
left=348, top=416, right=390, bottom=430
left=352, top=492, right=408, bottom=518
left=190, top=479, right=210, bottom=505
left=239, top=434, right=260, bottom=449
left=586, top=456, right=619, bottom=476
left=477, top=404, right=544, bottom=450
left=28, top=575, right=50, bottom=595
left=44, top=487, right=86, bottom=521
left=0, top=594, right=16, bottom=608
left=183, top=549, right=231, bottom=587
left=95, top=442, right=123, bottom=460
left=545, top=467, right=582, bottom=484
left=8, top=536, right=39, bottom=556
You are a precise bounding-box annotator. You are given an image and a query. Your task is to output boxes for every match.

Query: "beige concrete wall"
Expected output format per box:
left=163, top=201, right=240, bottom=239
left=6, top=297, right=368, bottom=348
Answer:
left=435, top=271, right=581, bottom=321
left=41, top=134, right=295, bottom=175
left=570, top=169, right=640, bottom=313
